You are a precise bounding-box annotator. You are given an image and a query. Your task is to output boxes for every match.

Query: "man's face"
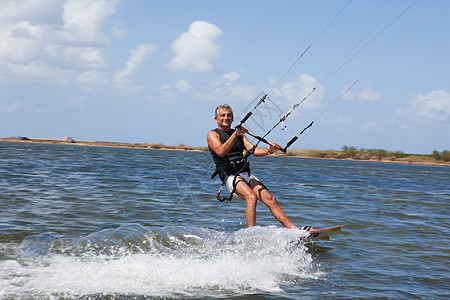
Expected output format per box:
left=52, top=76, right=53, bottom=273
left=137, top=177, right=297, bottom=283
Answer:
left=215, top=108, right=233, bottom=128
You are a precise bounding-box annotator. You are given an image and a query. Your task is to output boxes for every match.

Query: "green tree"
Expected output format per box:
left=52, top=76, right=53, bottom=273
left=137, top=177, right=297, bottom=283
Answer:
left=442, top=150, right=450, bottom=162
left=432, top=150, right=441, bottom=160
left=367, top=149, right=387, bottom=161
left=342, top=145, right=358, bottom=158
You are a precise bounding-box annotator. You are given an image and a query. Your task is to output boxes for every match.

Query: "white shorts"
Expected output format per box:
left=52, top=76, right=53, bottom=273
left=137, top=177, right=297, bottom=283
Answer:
left=225, top=172, right=259, bottom=192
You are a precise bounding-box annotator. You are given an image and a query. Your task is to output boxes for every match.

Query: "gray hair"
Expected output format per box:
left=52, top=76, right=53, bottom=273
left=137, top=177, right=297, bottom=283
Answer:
left=214, top=104, right=233, bottom=118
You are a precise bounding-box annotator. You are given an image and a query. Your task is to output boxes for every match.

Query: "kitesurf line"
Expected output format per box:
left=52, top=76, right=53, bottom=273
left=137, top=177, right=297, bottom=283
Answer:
left=216, top=1, right=355, bottom=201
left=279, top=0, right=420, bottom=151
left=320, top=0, right=413, bottom=88
left=236, top=94, right=267, bottom=129
left=281, top=0, right=447, bottom=152
left=215, top=0, right=445, bottom=201
left=234, top=0, right=353, bottom=143
left=243, top=0, right=412, bottom=151
left=317, top=0, right=447, bottom=121
left=266, top=0, right=353, bottom=96
left=234, top=1, right=354, bottom=151
left=216, top=80, right=317, bottom=201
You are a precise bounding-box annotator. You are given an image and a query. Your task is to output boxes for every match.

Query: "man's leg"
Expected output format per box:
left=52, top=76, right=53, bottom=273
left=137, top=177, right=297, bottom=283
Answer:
left=251, top=180, right=298, bottom=229
left=233, top=177, right=258, bottom=227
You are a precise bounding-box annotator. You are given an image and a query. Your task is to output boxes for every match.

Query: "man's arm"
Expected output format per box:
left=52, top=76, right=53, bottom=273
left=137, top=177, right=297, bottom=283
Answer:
left=207, top=129, right=242, bottom=157
left=243, top=134, right=281, bottom=157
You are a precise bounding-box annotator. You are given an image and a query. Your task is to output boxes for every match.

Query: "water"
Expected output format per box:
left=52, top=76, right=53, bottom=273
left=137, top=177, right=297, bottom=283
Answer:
left=0, top=141, right=449, bottom=299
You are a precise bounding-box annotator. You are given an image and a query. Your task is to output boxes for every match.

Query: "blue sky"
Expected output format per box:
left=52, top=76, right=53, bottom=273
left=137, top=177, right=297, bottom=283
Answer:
left=0, top=0, right=449, bottom=154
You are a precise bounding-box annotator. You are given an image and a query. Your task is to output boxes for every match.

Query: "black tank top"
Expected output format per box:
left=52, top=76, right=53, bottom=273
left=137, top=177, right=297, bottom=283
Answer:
left=209, top=128, right=250, bottom=179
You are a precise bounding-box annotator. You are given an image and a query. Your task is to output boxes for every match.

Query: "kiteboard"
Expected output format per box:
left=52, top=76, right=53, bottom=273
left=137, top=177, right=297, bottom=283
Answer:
left=307, top=225, right=344, bottom=241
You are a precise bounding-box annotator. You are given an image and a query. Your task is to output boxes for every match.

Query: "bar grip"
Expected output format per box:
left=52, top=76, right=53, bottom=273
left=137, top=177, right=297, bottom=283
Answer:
left=240, top=111, right=252, bottom=124
left=281, top=136, right=298, bottom=153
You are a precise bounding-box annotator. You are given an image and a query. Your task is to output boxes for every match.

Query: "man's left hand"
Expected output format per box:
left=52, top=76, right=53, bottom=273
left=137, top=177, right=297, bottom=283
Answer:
left=268, top=142, right=282, bottom=154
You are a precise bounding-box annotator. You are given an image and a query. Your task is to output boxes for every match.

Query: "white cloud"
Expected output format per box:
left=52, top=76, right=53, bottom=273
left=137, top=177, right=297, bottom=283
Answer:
left=168, top=21, right=222, bottom=72
left=0, top=21, right=46, bottom=62
left=176, top=79, right=191, bottom=94
left=0, top=60, right=49, bottom=81
left=223, top=71, right=241, bottom=81
left=114, top=44, right=156, bottom=92
left=410, top=89, right=450, bottom=121
left=193, top=72, right=259, bottom=102
left=342, top=84, right=380, bottom=102
left=157, top=79, right=192, bottom=101
left=192, top=72, right=322, bottom=107
left=76, top=70, right=108, bottom=89
left=271, top=73, right=323, bottom=110
left=358, top=87, right=381, bottom=101
left=0, top=0, right=64, bottom=23
left=110, top=21, right=126, bottom=38
left=0, top=0, right=120, bottom=86
left=60, top=0, right=119, bottom=45
left=62, top=47, right=107, bottom=69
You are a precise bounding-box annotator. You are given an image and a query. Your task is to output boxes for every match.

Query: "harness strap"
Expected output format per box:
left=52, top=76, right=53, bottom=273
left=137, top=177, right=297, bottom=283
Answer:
left=216, top=148, right=255, bottom=202
left=216, top=168, right=240, bottom=202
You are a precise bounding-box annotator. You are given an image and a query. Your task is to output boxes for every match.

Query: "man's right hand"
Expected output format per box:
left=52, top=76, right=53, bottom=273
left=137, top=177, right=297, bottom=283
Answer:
left=234, top=126, right=248, bottom=136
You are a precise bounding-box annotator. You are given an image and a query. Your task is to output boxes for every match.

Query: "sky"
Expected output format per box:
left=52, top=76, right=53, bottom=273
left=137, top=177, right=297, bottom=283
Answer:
left=0, top=0, right=449, bottom=154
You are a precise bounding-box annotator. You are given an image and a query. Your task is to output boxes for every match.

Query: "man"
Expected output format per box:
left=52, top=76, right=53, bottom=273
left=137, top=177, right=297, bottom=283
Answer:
left=207, top=104, right=311, bottom=230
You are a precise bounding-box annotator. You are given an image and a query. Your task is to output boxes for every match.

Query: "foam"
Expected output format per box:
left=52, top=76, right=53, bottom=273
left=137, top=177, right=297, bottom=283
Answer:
left=1, top=225, right=321, bottom=298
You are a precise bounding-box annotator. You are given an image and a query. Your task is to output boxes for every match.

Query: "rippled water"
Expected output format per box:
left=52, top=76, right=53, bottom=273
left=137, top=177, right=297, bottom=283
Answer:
left=1, top=142, right=449, bottom=299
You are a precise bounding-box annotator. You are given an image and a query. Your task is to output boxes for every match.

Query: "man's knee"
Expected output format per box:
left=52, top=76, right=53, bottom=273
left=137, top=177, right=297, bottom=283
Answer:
left=265, top=195, right=279, bottom=208
left=245, top=193, right=258, bottom=206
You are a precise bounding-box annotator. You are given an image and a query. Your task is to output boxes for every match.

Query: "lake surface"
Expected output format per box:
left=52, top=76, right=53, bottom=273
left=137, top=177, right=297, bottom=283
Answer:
left=1, top=141, right=449, bottom=299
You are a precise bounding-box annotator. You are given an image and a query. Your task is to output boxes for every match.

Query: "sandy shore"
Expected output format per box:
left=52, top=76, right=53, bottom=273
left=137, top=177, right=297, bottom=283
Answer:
left=0, top=137, right=207, bottom=152
left=1, top=137, right=448, bottom=166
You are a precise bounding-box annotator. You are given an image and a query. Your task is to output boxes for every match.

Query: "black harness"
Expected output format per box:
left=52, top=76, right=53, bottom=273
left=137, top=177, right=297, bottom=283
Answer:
left=209, top=128, right=251, bottom=201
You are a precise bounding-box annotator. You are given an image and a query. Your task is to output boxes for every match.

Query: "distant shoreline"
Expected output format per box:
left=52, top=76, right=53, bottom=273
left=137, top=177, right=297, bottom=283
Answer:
left=1, top=137, right=448, bottom=166
left=0, top=137, right=208, bottom=152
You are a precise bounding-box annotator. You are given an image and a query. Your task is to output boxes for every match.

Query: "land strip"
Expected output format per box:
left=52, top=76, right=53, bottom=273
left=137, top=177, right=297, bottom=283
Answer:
left=1, top=137, right=448, bottom=166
